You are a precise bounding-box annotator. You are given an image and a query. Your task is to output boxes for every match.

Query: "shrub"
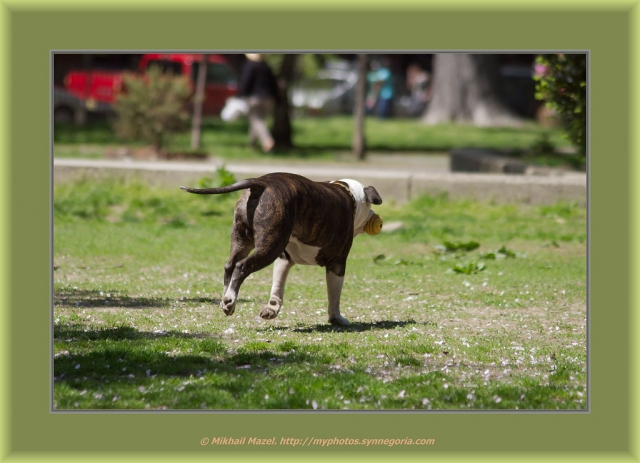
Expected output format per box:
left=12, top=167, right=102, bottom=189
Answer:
left=196, top=166, right=237, bottom=190
left=113, top=66, right=191, bottom=152
left=533, top=54, right=587, bottom=156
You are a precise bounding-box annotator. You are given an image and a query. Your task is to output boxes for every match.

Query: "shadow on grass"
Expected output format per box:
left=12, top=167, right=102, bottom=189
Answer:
left=53, top=325, right=585, bottom=410
left=53, top=346, right=391, bottom=409
left=291, top=319, right=419, bottom=333
left=53, top=324, right=378, bottom=409
left=54, top=288, right=231, bottom=309
left=54, top=323, right=216, bottom=341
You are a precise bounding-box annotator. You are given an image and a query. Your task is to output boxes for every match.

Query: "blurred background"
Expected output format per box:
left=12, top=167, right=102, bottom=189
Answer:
left=53, top=52, right=586, bottom=181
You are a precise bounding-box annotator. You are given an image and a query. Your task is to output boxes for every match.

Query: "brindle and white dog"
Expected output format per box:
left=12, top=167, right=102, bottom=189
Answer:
left=181, top=173, right=383, bottom=326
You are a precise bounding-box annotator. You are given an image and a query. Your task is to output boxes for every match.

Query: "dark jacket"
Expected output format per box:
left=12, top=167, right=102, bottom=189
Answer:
left=238, top=60, right=278, bottom=100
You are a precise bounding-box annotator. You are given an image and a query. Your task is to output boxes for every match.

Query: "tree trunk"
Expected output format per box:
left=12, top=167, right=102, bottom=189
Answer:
left=272, top=54, right=298, bottom=149
left=353, top=54, right=368, bottom=160
left=422, top=54, right=520, bottom=127
left=190, top=54, right=208, bottom=150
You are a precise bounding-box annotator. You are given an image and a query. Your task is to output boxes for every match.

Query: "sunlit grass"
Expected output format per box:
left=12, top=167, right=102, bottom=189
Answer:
left=54, top=116, right=574, bottom=164
left=54, top=178, right=586, bottom=410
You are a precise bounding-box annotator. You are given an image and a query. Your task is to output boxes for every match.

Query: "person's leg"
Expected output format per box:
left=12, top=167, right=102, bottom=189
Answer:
left=376, top=97, right=393, bottom=118
left=248, top=97, right=275, bottom=152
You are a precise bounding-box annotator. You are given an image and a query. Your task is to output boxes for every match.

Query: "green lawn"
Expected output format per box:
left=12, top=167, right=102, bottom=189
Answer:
left=53, top=178, right=586, bottom=410
left=53, top=116, right=576, bottom=165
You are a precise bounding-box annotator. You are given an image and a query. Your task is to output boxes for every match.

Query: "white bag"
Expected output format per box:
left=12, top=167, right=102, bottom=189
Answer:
left=221, top=97, right=249, bottom=122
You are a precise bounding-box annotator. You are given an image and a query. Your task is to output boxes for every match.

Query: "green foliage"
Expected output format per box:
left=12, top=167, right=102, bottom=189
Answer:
left=196, top=166, right=237, bottom=190
left=262, top=54, right=339, bottom=80
left=530, top=132, right=556, bottom=156
left=496, top=245, right=517, bottom=258
left=54, top=179, right=125, bottom=220
left=112, top=66, right=192, bottom=151
left=482, top=246, right=518, bottom=260
left=534, top=54, right=587, bottom=156
left=451, top=261, right=486, bottom=274
left=436, top=240, right=480, bottom=253
left=53, top=178, right=238, bottom=224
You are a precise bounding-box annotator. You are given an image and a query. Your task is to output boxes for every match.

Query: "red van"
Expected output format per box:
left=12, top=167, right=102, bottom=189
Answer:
left=57, top=54, right=237, bottom=124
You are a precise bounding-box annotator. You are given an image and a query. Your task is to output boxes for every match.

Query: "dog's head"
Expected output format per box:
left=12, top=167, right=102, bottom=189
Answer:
left=337, top=179, right=383, bottom=236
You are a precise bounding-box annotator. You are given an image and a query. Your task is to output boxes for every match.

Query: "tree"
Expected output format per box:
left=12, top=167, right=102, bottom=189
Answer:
left=352, top=54, right=368, bottom=160
left=271, top=54, right=298, bottom=149
left=422, top=54, right=520, bottom=127
left=533, top=54, right=586, bottom=156
left=190, top=54, right=208, bottom=150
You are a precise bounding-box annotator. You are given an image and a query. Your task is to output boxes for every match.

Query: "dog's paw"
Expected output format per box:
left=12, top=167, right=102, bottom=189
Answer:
left=221, top=297, right=236, bottom=316
left=259, top=298, right=281, bottom=320
left=329, top=315, right=350, bottom=326
left=259, top=303, right=280, bottom=320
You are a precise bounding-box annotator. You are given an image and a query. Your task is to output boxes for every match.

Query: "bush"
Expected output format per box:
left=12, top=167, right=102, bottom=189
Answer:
left=533, top=54, right=587, bottom=156
left=113, top=66, right=191, bottom=152
left=196, top=166, right=237, bottom=191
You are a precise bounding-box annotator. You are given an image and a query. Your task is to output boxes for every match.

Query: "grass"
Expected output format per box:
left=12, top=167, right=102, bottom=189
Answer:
left=53, top=116, right=576, bottom=165
left=53, top=178, right=586, bottom=410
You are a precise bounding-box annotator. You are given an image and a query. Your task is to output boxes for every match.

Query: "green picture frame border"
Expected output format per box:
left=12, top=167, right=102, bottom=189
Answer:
left=1, top=0, right=637, bottom=461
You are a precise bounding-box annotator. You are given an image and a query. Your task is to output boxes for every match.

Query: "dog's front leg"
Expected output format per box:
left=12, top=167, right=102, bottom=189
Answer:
left=326, top=270, right=350, bottom=326
left=260, top=255, right=294, bottom=320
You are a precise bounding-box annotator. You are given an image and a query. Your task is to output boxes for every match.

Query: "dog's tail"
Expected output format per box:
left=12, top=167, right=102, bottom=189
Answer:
left=180, top=178, right=266, bottom=195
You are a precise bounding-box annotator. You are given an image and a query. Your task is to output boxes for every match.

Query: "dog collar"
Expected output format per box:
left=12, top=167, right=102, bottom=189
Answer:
left=331, top=181, right=357, bottom=218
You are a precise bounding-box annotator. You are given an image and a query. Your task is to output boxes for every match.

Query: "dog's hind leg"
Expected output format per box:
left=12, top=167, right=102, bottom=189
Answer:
left=221, top=235, right=254, bottom=316
left=260, top=254, right=295, bottom=320
left=222, top=237, right=287, bottom=317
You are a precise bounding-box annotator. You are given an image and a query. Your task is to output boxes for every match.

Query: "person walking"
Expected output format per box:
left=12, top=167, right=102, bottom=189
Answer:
left=238, top=53, right=278, bottom=153
left=367, top=58, right=395, bottom=119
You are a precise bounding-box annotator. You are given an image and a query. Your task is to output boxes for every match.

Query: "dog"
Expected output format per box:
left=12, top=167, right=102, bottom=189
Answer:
left=180, top=173, right=383, bottom=326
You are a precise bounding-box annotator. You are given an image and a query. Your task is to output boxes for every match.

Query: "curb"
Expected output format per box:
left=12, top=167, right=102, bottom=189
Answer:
left=53, top=158, right=587, bottom=206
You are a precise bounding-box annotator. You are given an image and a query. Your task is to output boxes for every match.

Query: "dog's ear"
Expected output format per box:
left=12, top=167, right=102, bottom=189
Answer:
left=364, top=186, right=383, bottom=205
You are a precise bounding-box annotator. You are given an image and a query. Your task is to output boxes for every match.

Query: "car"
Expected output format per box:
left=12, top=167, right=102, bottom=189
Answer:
left=290, top=61, right=358, bottom=116
left=55, top=54, right=238, bottom=124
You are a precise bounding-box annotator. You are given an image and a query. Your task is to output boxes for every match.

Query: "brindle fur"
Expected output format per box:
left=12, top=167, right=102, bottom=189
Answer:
left=180, top=172, right=382, bottom=325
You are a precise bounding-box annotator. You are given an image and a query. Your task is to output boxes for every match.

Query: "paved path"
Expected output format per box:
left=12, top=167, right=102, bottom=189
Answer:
left=53, top=157, right=587, bottom=206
